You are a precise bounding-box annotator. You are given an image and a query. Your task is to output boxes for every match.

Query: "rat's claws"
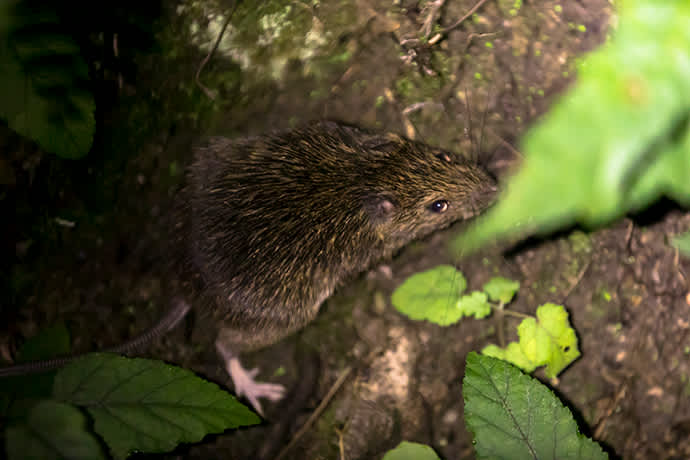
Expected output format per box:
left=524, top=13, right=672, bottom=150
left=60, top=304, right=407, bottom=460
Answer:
left=226, top=356, right=286, bottom=416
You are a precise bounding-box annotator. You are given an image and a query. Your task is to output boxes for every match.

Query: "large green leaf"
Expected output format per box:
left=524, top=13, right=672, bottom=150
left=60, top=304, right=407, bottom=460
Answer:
left=391, top=265, right=468, bottom=326
left=53, top=353, right=260, bottom=459
left=5, top=400, right=106, bottom=460
left=458, top=0, right=690, bottom=251
left=0, top=1, right=95, bottom=158
left=463, top=353, right=607, bottom=460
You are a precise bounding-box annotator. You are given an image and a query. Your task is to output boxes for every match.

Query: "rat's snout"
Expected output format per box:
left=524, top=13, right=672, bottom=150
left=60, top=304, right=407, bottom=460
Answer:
left=480, top=180, right=499, bottom=203
left=484, top=183, right=498, bottom=195
left=463, top=180, right=498, bottom=219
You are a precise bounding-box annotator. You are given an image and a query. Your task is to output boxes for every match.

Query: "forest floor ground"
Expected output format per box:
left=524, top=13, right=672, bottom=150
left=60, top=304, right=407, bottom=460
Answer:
left=3, top=1, right=689, bottom=459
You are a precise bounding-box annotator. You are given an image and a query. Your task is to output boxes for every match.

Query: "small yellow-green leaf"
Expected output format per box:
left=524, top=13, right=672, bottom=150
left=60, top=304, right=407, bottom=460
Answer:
left=481, top=304, right=580, bottom=378
left=483, top=277, right=520, bottom=303
left=391, top=265, right=467, bottom=326
left=381, top=441, right=441, bottom=460
left=456, top=291, right=492, bottom=319
left=482, top=343, right=537, bottom=373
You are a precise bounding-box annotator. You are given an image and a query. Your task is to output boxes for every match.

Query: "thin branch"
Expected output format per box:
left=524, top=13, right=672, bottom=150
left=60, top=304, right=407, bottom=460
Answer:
left=196, top=2, right=240, bottom=100
left=502, top=310, right=531, bottom=319
left=420, top=0, right=446, bottom=38
left=561, top=258, right=593, bottom=303
left=441, top=0, right=491, bottom=35
left=274, top=366, right=353, bottom=460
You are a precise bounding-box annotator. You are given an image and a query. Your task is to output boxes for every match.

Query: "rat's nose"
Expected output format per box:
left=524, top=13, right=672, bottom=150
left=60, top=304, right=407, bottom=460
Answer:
left=467, top=181, right=498, bottom=217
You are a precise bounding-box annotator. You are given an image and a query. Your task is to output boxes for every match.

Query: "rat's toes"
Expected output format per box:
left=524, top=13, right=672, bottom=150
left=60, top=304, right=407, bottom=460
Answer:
left=226, top=356, right=285, bottom=415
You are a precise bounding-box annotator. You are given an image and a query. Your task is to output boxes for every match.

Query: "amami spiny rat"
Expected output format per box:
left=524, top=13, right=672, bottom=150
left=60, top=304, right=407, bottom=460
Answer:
left=177, top=121, right=496, bottom=413
left=0, top=121, right=496, bottom=415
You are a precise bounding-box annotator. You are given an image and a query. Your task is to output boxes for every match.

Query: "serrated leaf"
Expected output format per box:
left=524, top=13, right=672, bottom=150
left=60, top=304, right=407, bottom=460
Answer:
left=5, top=400, right=106, bottom=460
left=457, top=291, right=492, bottom=319
left=457, top=0, right=690, bottom=251
left=481, top=304, right=580, bottom=378
left=482, top=277, right=520, bottom=304
left=391, top=265, right=467, bottom=326
left=381, top=441, right=441, bottom=460
left=463, top=353, right=608, bottom=460
left=53, top=353, right=260, bottom=459
left=0, top=1, right=95, bottom=158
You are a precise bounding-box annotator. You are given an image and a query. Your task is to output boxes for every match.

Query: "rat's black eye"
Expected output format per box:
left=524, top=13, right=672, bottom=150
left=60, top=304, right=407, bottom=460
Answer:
left=430, top=199, right=449, bottom=213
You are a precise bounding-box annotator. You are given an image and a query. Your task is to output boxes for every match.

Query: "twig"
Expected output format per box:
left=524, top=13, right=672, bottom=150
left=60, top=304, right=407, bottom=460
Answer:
left=496, top=306, right=505, bottom=347
left=196, top=3, right=240, bottom=100
left=441, top=0, right=490, bottom=35
left=477, top=93, right=490, bottom=156
left=464, top=84, right=476, bottom=157
left=54, top=217, right=76, bottom=228
left=502, top=310, right=531, bottom=319
left=402, top=101, right=444, bottom=116
left=336, top=427, right=346, bottom=460
left=113, top=33, right=123, bottom=90
left=420, top=0, right=446, bottom=39
left=561, top=258, right=593, bottom=303
left=593, top=384, right=627, bottom=439
left=274, top=366, right=353, bottom=460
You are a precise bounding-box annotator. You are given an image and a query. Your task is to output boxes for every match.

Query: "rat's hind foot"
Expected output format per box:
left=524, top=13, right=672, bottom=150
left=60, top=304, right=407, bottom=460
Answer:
left=227, top=357, right=285, bottom=416
left=215, top=339, right=285, bottom=416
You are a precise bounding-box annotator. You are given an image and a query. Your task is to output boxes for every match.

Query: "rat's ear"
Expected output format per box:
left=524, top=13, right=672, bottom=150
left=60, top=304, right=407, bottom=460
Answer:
left=364, top=194, right=398, bottom=223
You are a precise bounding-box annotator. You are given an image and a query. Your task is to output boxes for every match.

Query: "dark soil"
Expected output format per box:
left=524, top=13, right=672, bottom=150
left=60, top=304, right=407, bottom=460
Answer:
left=3, top=1, right=689, bottom=459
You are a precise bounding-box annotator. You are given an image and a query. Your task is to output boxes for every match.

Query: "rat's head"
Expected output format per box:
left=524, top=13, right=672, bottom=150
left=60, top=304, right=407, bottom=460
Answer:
left=357, top=133, right=497, bottom=244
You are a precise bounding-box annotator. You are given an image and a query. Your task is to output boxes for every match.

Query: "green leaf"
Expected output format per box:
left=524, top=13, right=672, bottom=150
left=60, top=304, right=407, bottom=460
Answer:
left=672, top=231, right=690, bottom=257
left=481, top=343, right=535, bottom=373
left=381, top=441, right=441, bottom=460
left=5, top=400, right=106, bottom=460
left=457, top=291, right=492, bottom=319
left=481, top=304, right=580, bottom=378
left=457, top=0, right=690, bottom=251
left=17, top=321, right=70, bottom=363
left=391, top=265, right=467, bottom=326
left=0, top=322, right=71, bottom=416
left=482, top=277, right=520, bottom=304
left=463, top=353, right=608, bottom=460
left=53, top=353, right=261, bottom=459
left=0, top=1, right=95, bottom=158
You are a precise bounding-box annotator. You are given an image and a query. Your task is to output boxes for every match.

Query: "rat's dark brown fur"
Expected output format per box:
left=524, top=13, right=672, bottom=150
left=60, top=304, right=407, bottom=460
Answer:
left=177, top=121, right=495, bottom=353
